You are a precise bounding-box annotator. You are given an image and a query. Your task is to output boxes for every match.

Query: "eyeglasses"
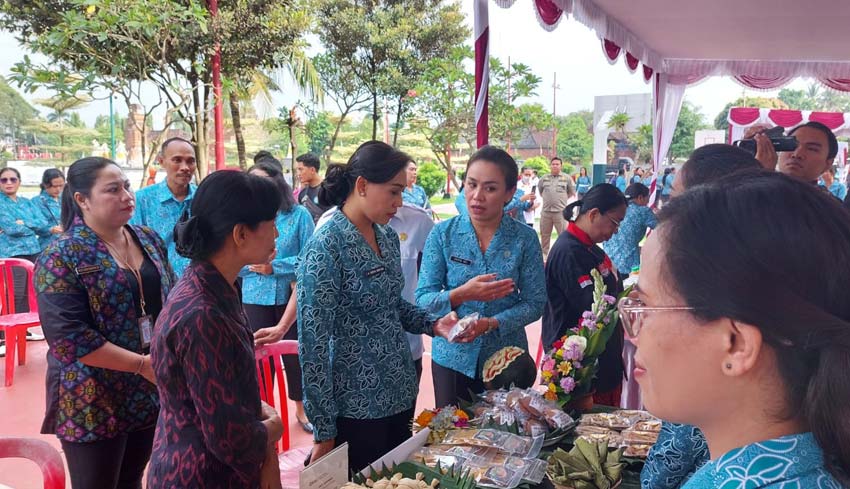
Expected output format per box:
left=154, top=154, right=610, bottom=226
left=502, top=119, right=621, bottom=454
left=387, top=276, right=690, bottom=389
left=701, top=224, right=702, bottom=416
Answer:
left=617, top=296, right=694, bottom=337
left=605, top=214, right=622, bottom=228
left=0, top=177, right=19, bottom=184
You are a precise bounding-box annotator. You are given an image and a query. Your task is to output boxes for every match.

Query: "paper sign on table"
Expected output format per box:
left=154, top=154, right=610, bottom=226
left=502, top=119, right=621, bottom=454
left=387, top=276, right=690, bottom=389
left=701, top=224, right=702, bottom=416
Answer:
left=300, top=442, right=349, bottom=489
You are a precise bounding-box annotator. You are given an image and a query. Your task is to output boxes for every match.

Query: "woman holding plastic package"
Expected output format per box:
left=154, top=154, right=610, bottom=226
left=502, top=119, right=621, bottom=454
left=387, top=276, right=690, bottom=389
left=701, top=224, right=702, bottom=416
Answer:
left=297, top=141, right=460, bottom=474
left=416, top=145, right=546, bottom=409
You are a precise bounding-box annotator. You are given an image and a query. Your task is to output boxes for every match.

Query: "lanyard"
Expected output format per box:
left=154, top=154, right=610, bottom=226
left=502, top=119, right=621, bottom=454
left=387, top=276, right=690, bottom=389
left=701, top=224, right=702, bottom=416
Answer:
left=100, top=228, right=147, bottom=316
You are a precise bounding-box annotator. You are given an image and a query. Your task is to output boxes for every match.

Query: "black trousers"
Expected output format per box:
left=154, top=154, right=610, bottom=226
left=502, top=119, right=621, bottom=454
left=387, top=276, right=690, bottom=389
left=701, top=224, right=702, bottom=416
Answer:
left=243, top=303, right=303, bottom=400
left=61, top=426, right=155, bottom=489
left=432, top=362, right=484, bottom=409
left=335, top=408, right=414, bottom=474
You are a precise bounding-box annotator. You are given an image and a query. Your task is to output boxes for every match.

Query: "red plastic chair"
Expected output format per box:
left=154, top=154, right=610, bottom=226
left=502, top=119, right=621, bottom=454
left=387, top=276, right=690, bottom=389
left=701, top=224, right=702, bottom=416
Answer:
left=255, top=340, right=298, bottom=453
left=0, top=258, right=40, bottom=387
left=0, top=437, right=66, bottom=489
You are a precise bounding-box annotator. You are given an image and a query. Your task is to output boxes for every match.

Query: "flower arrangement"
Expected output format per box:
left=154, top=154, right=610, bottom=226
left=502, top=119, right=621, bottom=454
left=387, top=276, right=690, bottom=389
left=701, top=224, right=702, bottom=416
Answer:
left=413, top=406, right=470, bottom=444
left=540, top=269, right=627, bottom=406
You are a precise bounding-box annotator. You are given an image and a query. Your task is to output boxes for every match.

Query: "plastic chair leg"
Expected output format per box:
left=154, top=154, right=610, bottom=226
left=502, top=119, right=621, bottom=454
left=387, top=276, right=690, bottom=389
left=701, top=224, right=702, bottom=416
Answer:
left=5, top=328, right=17, bottom=387
left=17, top=328, right=26, bottom=366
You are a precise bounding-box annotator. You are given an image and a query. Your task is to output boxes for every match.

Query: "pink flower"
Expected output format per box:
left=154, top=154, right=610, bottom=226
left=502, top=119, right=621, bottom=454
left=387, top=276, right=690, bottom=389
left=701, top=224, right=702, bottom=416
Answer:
left=542, top=358, right=556, bottom=372
left=560, top=377, right=576, bottom=393
left=603, top=295, right=616, bottom=305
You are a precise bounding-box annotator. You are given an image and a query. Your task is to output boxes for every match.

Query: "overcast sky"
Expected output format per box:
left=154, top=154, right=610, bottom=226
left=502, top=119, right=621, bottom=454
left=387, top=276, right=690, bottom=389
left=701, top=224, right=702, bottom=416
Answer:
left=0, top=2, right=810, bottom=129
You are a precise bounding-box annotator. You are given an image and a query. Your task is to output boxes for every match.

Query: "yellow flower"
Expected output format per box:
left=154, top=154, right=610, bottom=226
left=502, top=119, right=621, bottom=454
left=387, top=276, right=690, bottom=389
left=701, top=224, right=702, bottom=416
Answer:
left=557, top=361, right=572, bottom=376
left=541, top=370, right=553, bottom=381
left=415, top=410, right=435, bottom=427
left=454, top=409, right=469, bottom=421
left=544, top=390, right=558, bottom=401
left=85, top=5, right=96, bottom=15
left=555, top=350, right=564, bottom=360
left=548, top=382, right=557, bottom=392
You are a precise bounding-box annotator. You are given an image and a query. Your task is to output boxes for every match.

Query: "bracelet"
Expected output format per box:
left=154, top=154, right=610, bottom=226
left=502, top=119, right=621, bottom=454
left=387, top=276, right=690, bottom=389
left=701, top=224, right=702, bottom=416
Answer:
left=134, top=355, right=146, bottom=375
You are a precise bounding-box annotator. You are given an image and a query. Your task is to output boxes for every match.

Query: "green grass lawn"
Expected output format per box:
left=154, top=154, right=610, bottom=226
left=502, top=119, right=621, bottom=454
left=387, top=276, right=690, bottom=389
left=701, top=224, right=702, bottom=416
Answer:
left=429, top=195, right=455, bottom=206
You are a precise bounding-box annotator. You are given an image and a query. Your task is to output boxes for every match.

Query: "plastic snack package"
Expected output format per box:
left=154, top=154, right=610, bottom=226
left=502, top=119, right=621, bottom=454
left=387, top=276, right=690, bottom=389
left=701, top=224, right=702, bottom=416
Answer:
left=499, top=432, right=544, bottom=459
left=632, top=419, right=663, bottom=433
left=612, top=409, right=656, bottom=425
left=541, top=407, right=575, bottom=430
left=442, top=429, right=506, bottom=449
left=480, top=390, right=508, bottom=405
left=472, top=464, right=525, bottom=489
left=623, top=444, right=653, bottom=458
left=621, top=428, right=659, bottom=446
left=579, top=413, right=632, bottom=430
left=577, top=432, right=623, bottom=447
left=447, top=313, right=480, bottom=342
left=480, top=406, right=516, bottom=427
left=575, top=424, right=617, bottom=436
left=488, top=455, right=548, bottom=484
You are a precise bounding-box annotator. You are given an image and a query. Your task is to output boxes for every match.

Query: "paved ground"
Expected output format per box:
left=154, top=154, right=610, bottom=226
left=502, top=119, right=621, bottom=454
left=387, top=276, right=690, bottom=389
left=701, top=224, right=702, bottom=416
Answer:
left=0, top=322, right=543, bottom=488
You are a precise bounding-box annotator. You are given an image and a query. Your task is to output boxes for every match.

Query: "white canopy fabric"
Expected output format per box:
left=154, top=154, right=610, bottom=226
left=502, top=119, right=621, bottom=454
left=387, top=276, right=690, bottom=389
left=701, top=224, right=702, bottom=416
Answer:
left=475, top=0, right=850, bottom=199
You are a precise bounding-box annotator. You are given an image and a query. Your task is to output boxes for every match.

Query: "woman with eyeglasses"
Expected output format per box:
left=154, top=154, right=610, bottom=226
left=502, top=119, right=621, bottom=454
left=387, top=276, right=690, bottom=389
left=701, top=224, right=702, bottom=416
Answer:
left=542, top=183, right=627, bottom=406
left=0, top=167, right=50, bottom=345
left=638, top=143, right=762, bottom=489
left=620, top=171, right=849, bottom=488
left=33, top=168, right=66, bottom=250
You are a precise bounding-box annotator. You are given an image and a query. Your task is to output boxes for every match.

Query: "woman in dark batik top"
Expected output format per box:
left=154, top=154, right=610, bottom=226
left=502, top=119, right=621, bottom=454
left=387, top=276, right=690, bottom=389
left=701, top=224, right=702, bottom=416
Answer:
left=148, top=171, right=284, bottom=489
left=35, top=157, right=175, bottom=489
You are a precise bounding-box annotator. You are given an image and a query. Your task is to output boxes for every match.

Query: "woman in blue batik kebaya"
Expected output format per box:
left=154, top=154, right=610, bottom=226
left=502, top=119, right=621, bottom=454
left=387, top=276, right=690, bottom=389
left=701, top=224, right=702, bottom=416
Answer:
left=603, top=182, right=656, bottom=279
left=402, top=160, right=433, bottom=212
left=33, top=168, right=66, bottom=250
left=576, top=166, right=592, bottom=199
left=620, top=171, right=849, bottom=489
left=242, top=159, right=315, bottom=433
left=297, top=141, right=459, bottom=473
left=416, top=145, right=546, bottom=408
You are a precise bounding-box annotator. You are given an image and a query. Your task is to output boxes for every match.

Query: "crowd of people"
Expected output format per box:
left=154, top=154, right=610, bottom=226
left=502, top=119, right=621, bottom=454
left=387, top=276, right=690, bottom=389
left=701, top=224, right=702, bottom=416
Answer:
left=0, top=120, right=847, bottom=488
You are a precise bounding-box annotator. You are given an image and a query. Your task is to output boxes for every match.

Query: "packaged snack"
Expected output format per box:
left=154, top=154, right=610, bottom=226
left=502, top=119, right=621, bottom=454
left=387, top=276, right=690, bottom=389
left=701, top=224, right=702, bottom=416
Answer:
left=473, top=464, right=525, bottom=489
left=541, top=407, right=575, bottom=430
left=577, top=432, right=623, bottom=447
left=481, top=390, right=508, bottom=405
left=612, top=409, right=656, bottom=425
left=575, top=424, right=616, bottom=436
left=579, top=413, right=632, bottom=430
left=633, top=419, right=663, bottom=433
left=488, top=455, right=548, bottom=484
left=624, top=444, right=653, bottom=458
left=448, top=313, right=480, bottom=342
left=441, top=429, right=544, bottom=459
left=482, top=406, right=516, bottom=427
left=522, top=418, right=548, bottom=438
left=621, top=428, right=659, bottom=446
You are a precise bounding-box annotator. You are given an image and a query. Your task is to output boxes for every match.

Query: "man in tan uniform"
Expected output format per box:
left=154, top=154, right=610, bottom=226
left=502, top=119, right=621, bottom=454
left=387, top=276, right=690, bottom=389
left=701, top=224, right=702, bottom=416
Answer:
left=538, top=156, right=575, bottom=256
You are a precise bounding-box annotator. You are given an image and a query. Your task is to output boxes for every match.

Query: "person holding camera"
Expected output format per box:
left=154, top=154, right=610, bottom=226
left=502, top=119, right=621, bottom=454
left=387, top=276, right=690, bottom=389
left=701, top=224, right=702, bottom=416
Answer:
left=745, top=121, right=838, bottom=184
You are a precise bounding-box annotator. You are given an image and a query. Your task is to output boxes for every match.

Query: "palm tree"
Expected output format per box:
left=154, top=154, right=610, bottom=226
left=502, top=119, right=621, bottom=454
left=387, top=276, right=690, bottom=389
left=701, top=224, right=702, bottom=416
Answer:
left=226, top=48, right=323, bottom=169
left=607, top=111, right=631, bottom=134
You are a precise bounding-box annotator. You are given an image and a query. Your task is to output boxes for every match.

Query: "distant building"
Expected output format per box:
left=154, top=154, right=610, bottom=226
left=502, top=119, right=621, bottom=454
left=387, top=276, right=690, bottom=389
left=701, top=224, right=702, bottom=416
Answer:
left=592, top=93, right=652, bottom=166
left=694, top=129, right=726, bottom=149
left=512, top=129, right=556, bottom=161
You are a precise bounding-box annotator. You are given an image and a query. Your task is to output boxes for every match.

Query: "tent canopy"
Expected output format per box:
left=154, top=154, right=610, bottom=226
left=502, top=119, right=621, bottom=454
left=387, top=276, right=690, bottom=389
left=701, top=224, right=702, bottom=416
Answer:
left=476, top=0, right=850, bottom=198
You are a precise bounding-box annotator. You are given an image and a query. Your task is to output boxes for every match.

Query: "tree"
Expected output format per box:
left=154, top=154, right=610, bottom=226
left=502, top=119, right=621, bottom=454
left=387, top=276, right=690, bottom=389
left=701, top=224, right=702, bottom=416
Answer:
left=416, top=161, right=446, bottom=198
left=304, top=110, right=334, bottom=161
left=409, top=46, right=474, bottom=191
left=606, top=111, right=631, bottom=136
left=521, top=156, right=549, bottom=177
left=488, top=58, right=543, bottom=150
left=4, top=0, right=312, bottom=178
left=778, top=88, right=818, bottom=111
left=714, top=96, right=787, bottom=130
left=669, top=101, right=709, bottom=162
left=556, top=113, right=593, bottom=165
left=313, top=52, right=371, bottom=164
left=632, top=124, right=653, bottom=164
left=316, top=0, right=468, bottom=142
left=0, top=77, right=39, bottom=150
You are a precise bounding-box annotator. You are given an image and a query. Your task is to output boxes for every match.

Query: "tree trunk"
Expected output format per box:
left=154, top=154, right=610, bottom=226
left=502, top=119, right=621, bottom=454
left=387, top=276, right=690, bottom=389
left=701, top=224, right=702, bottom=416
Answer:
left=328, top=108, right=350, bottom=165
left=371, top=91, right=378, bottom=141
left=288, top=107, right=298, bottom=177
left=229, top=95, right=247, bottom=170
left=392, top=96, right=404, bottom=147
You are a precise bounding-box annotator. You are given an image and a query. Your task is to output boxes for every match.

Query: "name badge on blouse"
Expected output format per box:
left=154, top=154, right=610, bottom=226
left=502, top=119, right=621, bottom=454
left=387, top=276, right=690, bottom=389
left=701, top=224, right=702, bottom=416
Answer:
left=75, top=265, right=102, bottom=275
left=450, top=256, right=472, bottom=266
left=366, top=266, right=386, bottom=278
left=139, top=315, right=153, bottom=348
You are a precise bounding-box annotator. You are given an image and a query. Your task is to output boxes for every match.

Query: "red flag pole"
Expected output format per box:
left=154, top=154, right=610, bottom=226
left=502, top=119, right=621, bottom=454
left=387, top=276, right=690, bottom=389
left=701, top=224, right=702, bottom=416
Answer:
left=210, top=0, right=225, bottom=171
left=474, top=0, right=489, bottom=149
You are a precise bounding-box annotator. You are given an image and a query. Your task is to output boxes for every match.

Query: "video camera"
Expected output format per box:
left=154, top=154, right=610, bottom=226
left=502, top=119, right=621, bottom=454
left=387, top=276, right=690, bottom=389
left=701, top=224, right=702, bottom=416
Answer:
left=734, top=126, right=798, bottom=154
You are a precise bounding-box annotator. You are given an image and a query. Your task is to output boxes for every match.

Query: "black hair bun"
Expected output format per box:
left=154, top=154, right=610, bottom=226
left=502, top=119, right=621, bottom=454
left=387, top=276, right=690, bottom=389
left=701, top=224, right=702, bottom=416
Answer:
left=174, top=214, right=209, bottom=260
left=318, top=164, right=353, bottom=207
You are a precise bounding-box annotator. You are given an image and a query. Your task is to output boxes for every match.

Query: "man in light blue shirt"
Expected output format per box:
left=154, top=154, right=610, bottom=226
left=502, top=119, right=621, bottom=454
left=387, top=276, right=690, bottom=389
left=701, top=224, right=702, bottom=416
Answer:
left=130, top=137, right=197, bottom=277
